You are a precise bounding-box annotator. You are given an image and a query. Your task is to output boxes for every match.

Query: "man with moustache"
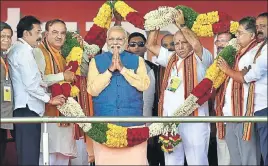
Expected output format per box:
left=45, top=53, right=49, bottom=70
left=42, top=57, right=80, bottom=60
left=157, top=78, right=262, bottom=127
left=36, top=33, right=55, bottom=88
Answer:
left=127, top=32, right=165, bottom=166
left=34, top=19, right=78, bottom=165
left=7, top=16, right=66, bottom=165
left=217, top=15, right=267, bottom=165
left=216, top=17, right=261, bottom=165
left=87, top=26, right=150, bottom=165
left=146, top=10, right=213, bottom=165
left=0, top=22, right=14, bottom=165
left=256, top=12, right=267, bottom=42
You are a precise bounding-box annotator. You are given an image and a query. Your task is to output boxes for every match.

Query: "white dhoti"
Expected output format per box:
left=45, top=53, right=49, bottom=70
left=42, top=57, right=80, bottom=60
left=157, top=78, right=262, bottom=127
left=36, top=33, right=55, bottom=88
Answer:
left=164, top=122, right=210, bottom=165
left=39, top=123, right=77, bottom=165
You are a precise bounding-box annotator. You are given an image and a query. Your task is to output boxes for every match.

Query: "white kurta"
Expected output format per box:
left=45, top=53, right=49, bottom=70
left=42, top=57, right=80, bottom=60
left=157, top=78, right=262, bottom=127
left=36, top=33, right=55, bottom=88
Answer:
left=156, top=46, right=213, bottom=165
left=222, top=43, right=264, bottom=117
left=33, top=48, right=77, bottom=163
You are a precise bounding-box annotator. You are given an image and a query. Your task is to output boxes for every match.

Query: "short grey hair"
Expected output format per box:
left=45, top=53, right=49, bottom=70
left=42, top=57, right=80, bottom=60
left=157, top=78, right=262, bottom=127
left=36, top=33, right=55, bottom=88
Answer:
left=106, top=26, right=128, bottom=39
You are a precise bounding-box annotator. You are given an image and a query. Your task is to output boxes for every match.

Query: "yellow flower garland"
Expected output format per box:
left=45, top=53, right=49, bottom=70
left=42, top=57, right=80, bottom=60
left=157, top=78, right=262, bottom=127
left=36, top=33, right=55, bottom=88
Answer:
left=195, top=11, right=219, bottom=25
left=191, top=11, right=219, bottom=37
left=114, top=1, right=136, bottom=19
left=205, top=60, right=227, bottom=89
left=70, top=85, right=80, bottom=97
left=93, top=3, right=112, bottom=29
left=105, top=123, right=128, bottom=147
left=230, top=21, right=239, bottom=34
left=191, top=23, right=214, bottom=37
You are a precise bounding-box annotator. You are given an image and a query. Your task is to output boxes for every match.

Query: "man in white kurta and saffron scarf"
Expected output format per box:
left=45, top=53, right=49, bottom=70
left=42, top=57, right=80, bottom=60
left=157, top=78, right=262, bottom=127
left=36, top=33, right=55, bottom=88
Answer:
left=146, top=10, right=213, bottom=165
left=87, top=26, right=150, bottom=165
left=33, top=19, right=78, bottom=165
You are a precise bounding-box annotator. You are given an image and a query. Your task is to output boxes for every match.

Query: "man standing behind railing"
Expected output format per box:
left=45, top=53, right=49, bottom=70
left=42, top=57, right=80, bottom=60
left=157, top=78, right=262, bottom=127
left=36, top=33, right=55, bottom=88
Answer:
left=216, top=16, right=261, bottom=165
left=87, top=26, right=150, bottom=165
left=7, top=16, right=66, bottom=166
left=217, top=13, right=267, bottom=165
left=0, top=22, right=14, bottom=165
left=33, top=19, right=80, bottom=165
left=146, top=10, right=213, bottom=166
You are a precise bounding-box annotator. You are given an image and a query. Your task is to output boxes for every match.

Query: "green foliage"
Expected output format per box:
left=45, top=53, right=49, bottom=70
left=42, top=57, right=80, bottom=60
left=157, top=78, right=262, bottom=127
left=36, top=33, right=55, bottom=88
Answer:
left=175, top=5, right=199, bottom=29
left=218, top=45, right=237, bottom=67
left=86, top=123, right=108, bottom=144
left=61, top=31, right=80, bottom=59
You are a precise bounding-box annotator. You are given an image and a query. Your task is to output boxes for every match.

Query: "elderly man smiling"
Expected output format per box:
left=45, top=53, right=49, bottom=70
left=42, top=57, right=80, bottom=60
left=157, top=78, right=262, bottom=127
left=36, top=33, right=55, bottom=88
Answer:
left=87, top=26, right=150, bottom=165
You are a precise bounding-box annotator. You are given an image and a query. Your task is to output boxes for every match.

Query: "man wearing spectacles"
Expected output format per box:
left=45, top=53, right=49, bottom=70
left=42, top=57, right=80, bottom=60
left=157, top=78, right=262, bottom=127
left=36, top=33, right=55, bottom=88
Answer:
left=127, top=32, right=165, bottom=166
left=87, top=26, right=150, bottom=165
left=216, top=16, right=262, bottom=165
left=0, top=22, right=14, bottom=165
left=212, top=32, right=234, bottom=166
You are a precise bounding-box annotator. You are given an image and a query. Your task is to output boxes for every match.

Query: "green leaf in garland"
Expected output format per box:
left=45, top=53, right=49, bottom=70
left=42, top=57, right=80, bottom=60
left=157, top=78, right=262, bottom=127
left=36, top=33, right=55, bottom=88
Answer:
left=175, top=5, right=199, bottom=29
left=61, top=31, right=80, bottom=59
left=218, top=45, right=236, bottom=67
left=87, top=123, right=108, bottom=144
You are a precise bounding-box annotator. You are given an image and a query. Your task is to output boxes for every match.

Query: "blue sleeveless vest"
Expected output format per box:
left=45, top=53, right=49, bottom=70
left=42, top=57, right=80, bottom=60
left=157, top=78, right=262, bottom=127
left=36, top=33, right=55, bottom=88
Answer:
left=93, top=51, right=144, bottom=127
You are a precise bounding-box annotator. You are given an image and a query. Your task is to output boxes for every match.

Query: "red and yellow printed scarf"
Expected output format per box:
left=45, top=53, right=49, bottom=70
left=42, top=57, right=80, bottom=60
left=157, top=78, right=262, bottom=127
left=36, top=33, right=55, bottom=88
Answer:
left=39, top=39, right=67, bottom=126
left=158, top=51, right=198, bottom=117
left=216, top=39, right=258, bottom=139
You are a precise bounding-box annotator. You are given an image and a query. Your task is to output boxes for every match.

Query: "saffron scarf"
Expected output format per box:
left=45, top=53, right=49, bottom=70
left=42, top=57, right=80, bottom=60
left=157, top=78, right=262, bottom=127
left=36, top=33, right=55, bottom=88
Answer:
left=158, top=51, right=198, bottom=117
left=39, top=38, right=67, bottom=126
left=216, top=39, right=257, bottom=139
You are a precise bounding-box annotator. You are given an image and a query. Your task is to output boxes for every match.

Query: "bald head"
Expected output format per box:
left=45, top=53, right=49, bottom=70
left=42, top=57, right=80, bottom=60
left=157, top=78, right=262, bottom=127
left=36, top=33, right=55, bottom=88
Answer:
left=173, top=30, right=193, bottom=58
left=161, top=34, right=175, bottom=51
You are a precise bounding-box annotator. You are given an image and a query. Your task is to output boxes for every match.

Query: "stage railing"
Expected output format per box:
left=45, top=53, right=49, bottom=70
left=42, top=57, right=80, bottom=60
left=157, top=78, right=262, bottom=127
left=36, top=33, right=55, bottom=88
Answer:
left=1, top=116, right=267, bottom=165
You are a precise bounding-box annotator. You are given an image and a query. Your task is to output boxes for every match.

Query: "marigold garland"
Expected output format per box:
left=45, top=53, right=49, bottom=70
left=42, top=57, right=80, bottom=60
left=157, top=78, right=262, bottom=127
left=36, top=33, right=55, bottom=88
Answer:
left=93, top=2, right=112, bottom=29
left=114, top=1, right=136, bottom=18
left=144, top=5, right=239, bottom=36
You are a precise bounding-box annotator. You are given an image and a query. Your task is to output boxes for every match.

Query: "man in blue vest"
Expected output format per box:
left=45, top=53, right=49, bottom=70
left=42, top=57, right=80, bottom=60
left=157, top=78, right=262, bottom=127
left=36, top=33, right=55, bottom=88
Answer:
left=87, top=26, right=150, bottom=165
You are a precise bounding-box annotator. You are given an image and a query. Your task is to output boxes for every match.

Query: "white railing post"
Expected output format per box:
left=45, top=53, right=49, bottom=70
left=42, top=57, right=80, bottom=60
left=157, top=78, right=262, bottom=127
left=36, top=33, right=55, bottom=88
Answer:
left=43, top=122, right=49, bottom=165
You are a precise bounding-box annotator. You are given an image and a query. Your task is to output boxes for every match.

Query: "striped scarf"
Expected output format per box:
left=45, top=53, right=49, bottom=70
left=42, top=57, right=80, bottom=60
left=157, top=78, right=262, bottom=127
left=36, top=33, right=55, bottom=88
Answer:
left=39, top=38, right=68, bottom=126
left=158, top=51, right=198, bottom=116
left=216, top=39, right=258, bottom=139
left=242, top=40, right=267, bottom=141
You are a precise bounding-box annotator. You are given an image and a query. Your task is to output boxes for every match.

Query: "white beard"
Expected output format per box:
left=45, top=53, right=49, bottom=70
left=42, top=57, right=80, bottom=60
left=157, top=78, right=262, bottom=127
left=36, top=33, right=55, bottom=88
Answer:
left=108, top=45, right=125, bottom=54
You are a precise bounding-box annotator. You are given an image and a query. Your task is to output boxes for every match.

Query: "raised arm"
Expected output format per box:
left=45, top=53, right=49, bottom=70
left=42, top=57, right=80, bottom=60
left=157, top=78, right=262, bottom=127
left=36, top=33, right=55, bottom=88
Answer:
left=146, top=29, right=161, bottom=56
left=174, top=9, right=203, bottom=59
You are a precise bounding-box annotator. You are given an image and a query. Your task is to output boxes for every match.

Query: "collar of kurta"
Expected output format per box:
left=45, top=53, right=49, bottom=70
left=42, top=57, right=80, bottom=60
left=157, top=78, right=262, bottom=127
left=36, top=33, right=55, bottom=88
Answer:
left=17, top=38, right=33, bottom=51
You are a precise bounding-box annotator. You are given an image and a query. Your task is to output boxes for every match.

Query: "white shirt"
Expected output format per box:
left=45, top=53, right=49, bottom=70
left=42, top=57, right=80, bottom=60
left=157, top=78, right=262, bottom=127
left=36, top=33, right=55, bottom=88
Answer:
left=156, top=46, right=213, bottom=116
left=244, top=43, right=267, bottom=112
left=223, top=43, right=261, bottom=116
left=143, top=64, right=155, bottom=117
left=8, top=38, right=50, bottom=116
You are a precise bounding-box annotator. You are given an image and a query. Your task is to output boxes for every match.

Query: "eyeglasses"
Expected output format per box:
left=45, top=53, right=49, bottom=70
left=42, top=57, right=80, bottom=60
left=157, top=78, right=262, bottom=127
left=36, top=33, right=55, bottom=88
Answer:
left=1, top=35, right=12, bottom=40
left=128, top=41, right=145, bottom=47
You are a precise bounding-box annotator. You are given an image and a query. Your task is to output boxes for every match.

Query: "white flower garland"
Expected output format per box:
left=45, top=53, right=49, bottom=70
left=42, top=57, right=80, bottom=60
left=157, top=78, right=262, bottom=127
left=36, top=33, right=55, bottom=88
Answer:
left=144, top=6, right=178, bottom=31
left=57, top=97, right=92, bottom=132
left=173, top=94, right=200, bottom=117
left=83, top=41, right=100, bottom=55
left=227, top=38, right=240, bottom=51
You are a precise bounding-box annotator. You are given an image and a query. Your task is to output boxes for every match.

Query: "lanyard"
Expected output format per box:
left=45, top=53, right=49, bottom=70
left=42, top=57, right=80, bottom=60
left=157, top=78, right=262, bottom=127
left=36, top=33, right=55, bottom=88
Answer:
left=1, top=57, right=9, bottom=80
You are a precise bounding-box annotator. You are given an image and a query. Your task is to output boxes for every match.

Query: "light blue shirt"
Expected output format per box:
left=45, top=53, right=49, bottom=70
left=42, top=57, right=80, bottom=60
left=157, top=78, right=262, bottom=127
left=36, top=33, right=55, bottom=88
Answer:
left=8, top=38, right=50, bottom=116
